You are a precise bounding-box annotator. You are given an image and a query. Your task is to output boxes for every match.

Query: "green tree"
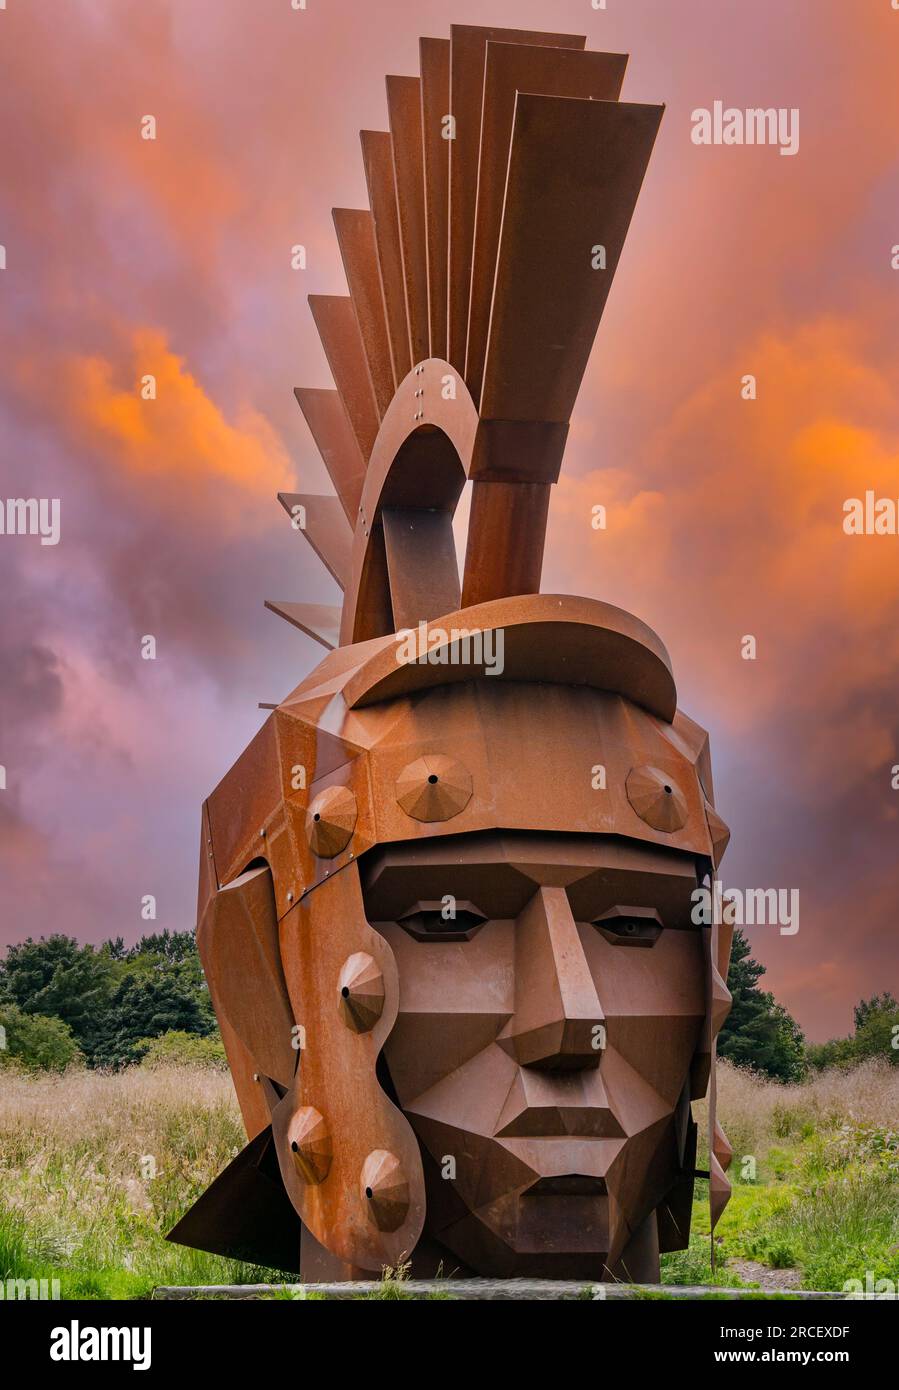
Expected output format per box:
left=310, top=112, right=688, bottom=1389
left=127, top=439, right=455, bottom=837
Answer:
left=0, top=1002, right=83, bottom=1071
left=0, top=929, right=216, bottom=1068
left=808, top=993, right=899, bottom=1071
left=109, top=930, right=215, bottom=1034
left=129, top=929, right=199, bottom=965
left=717, top=928, right=806, bottom=1081
left=90, top=972, right=213, bottom=1068
left=0, top=935, right=114, bottom=1055
left=852, top=994, right=899, bottom=1066
left=805, top=1036, right=855, bottom=1071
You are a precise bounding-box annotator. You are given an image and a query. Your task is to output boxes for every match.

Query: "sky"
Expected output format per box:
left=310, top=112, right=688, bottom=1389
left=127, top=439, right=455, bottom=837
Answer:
left=0, top=0, right=897, bottom=1040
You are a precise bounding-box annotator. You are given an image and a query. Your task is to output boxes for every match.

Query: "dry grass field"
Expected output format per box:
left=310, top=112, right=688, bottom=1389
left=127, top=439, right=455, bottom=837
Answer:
left=1, top=1059, right=897, bottom=1297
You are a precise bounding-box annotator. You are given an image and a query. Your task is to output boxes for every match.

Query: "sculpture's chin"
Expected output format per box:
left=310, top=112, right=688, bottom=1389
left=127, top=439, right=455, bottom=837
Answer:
left=420, top=1160, right=636, bottom=1278
left=485, top=1190, right=611, bottom=1256
left=431, top=1194, right=613, bottom=1279
left=415, top=1123, right=674, bottom=1280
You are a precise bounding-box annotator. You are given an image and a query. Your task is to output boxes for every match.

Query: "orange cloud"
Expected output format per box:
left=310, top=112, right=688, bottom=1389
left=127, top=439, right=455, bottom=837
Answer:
left=17, top=328, right=294, bottom=522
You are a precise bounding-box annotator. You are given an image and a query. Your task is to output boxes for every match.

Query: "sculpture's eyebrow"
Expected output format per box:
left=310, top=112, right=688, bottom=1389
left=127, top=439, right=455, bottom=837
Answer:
left=362, top=857, right=536, bottom=921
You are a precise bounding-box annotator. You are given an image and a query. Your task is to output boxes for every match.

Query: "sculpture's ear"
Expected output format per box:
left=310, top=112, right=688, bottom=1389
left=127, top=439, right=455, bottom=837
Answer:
left=707, top=909, right=735, bottom=1259
left=657, top=1084, right=698, bottom=1254
left=197, top=861, right=298, bottom=1140
left=689, top=874, right=734, bottom=1099
left=273, top=860, right=425, bottom=1272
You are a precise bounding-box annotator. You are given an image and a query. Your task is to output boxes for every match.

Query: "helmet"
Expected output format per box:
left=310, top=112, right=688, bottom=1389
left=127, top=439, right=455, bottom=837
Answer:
left=170, top=23, right=733, bottom=1282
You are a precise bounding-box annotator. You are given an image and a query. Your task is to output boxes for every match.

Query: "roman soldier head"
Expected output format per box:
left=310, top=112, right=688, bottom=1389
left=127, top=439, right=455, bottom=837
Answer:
left=171, top=23, right=733, bottom=1283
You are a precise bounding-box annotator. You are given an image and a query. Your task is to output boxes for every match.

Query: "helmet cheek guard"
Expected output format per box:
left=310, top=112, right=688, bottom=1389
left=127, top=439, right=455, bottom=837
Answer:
left=273, top=860, right=425, bottom=1268
left=194, top=847, right=424, bottom=1271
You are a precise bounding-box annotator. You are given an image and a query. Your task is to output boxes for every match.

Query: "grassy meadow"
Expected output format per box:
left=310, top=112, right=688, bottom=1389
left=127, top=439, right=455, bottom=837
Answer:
left=0, top=1059, right=897, bottom=1298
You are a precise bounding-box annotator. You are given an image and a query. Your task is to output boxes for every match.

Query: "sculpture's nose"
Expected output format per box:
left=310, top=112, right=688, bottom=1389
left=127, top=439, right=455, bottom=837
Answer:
left=499, top=886, right=605, bottom=1071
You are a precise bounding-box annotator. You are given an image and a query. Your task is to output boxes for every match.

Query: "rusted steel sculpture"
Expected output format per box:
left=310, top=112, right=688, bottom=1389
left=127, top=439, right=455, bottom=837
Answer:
left=169, top=23, right=734, bottom=1282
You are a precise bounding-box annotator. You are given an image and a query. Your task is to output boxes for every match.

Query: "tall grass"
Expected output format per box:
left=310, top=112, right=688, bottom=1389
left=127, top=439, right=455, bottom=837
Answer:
left=2, top=1060, right=898, bottom=1296
left=0, top=1065, right=288, bottom=1298
left=709, top=1057, right=899, bottom=1165
left=689, top=1059, right=899, bottom=1290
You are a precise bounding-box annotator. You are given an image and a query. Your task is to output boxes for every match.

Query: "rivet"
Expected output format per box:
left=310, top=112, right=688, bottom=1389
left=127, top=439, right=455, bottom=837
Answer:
left=360, top=1150, right=410, bottom=1231
left=288, top=1107, right=333, bottom=1185
left=338, top=952, right=384, bottom=1032
left=306, top=785, right=357, bottom=857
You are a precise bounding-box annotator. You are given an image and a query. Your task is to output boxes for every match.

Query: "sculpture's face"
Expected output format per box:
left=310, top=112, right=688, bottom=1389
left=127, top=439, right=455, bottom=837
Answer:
left=362, top=831, right=706, bottom=1277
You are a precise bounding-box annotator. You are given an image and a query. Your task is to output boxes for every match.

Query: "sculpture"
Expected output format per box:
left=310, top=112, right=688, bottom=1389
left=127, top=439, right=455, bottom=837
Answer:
left=169, top=22, right=734, bottom=1283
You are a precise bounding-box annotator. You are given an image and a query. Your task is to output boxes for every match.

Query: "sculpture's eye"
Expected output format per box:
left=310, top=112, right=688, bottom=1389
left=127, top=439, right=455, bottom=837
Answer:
left=592, top=909, right=662, bottom=948
left=398, top=901, right=487, bottom=942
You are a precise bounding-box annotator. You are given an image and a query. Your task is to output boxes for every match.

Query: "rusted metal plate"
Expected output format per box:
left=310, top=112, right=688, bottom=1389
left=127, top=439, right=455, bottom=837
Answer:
left=339, top=357, right=477, bottom=645
left=465, top=43, right=628, bottom=404
left=707, top=911, right=735, bottom=1245
left=480, top=93, right=663, bottom=423
left=277, top=491, right=353, bottom=590
left=447, top=24, right=585, bottom=372
left=462, top=479, right=550, bottom=606
left=332, top=209, right=395, bottom=417
left=166, top=1127, right=302, bottom=1271
left=343, top=592, right=677, bottom=721
left=264, top=601, right=341, bottom=650
left=198, top=865, right=297, bottom=1090
left=308, top=295, right=380, bottom=461
left=419, top=37, right=450, bottom=359
left=206, top=715, right=282, bottom=888
left=387, top=75, right=429, bottom=366
left=360, top=130, right=412, bottom=385
left=197, top=800, right=218, bottom=925
left=293, top=387, right=367, bottom=522
left=382, top=506, right=461, bottom=629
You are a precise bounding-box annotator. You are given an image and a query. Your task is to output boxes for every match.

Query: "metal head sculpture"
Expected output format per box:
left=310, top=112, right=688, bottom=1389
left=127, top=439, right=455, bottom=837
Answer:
left=169, top=23, right=734, bottom=1283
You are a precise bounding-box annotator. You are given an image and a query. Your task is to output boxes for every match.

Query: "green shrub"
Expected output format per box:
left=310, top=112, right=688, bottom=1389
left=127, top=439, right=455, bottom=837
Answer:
left=136, top=1030, right=227, bottom=1069
left=0, top=1003, right=83, bottom=1072
left=768, top=1169, right=899, bottom=1290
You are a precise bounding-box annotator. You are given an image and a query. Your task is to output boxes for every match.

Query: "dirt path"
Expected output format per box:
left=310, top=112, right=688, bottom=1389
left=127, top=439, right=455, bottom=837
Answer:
left=727, top=1259, right=804, bottom=1290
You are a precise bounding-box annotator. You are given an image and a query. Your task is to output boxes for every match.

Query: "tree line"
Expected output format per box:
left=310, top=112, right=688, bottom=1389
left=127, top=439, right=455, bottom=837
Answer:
left=0, top=926, right=895, bottom=1079
left=0, top=931, right=218, bottom=1069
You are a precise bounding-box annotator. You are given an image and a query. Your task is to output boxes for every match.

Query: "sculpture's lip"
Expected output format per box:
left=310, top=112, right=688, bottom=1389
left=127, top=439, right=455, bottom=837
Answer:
left=495, top=1107, right=624, bottom=1139
left=523, top=1174, right=608, bottom=1197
